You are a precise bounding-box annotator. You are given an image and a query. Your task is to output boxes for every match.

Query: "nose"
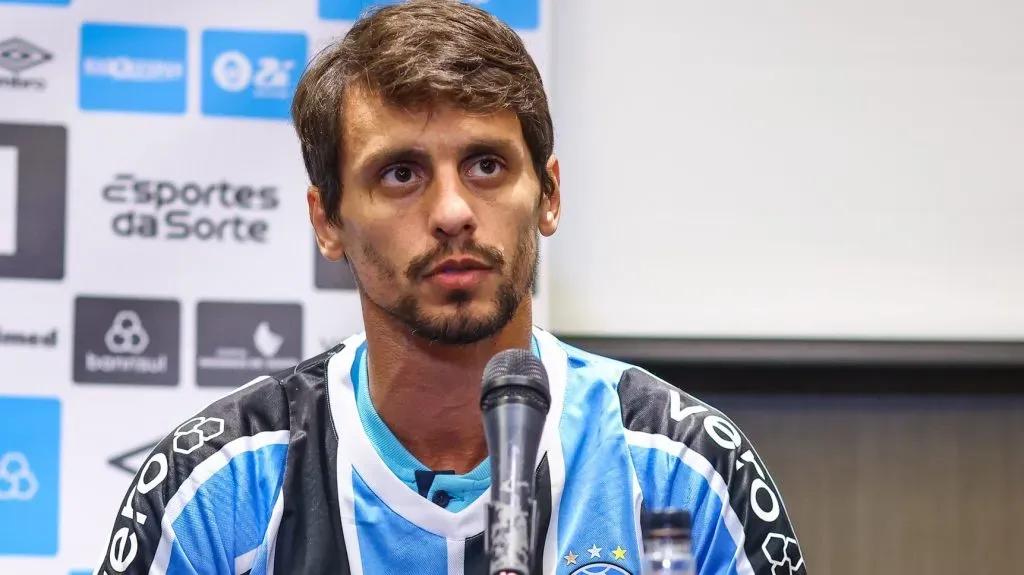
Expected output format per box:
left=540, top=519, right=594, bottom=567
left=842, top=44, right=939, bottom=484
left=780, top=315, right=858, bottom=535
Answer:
left=427, top=167, right=476, bottom=242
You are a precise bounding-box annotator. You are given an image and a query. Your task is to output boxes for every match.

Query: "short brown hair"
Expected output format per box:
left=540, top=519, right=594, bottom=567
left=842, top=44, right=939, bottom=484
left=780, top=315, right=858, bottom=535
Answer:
left=291, top=0, right=555, bottom=226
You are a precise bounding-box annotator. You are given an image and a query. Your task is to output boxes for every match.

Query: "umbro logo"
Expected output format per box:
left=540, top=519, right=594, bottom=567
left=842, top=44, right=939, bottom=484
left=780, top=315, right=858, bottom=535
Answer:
left=107, top=440, right=160, bottom=475
left=0, top=37, right=53, bottom=90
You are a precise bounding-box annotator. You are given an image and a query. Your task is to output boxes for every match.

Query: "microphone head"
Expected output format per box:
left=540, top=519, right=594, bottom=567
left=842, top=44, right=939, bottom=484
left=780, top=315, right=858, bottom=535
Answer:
left=480, top=348, right=551, bottom=414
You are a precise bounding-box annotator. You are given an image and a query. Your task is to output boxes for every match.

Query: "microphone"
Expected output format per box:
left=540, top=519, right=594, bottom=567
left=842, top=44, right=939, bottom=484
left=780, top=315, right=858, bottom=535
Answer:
left=480, top=348, right=551, bottom=575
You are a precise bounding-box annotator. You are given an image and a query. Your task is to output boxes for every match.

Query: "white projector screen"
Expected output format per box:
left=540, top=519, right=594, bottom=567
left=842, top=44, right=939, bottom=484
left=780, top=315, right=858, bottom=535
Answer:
left=547, top=0, right=1024, bottom=352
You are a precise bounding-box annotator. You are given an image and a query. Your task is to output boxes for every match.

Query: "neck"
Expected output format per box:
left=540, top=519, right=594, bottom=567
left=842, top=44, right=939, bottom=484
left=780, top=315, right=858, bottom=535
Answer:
left=359, top=299, right=534, bottom=474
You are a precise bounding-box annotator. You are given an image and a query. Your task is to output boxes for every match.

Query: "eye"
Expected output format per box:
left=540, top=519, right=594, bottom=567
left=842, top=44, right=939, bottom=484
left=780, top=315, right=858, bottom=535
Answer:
left=466, top=156, right=505, bottom=179
left=381, top=164, right=421, bottom=187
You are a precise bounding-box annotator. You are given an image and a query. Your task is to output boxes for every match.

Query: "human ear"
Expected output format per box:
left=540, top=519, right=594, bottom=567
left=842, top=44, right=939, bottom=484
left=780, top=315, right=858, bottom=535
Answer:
left=538, top=155, right=561, bottom=237
left=308, top=186, right=345, bottom=261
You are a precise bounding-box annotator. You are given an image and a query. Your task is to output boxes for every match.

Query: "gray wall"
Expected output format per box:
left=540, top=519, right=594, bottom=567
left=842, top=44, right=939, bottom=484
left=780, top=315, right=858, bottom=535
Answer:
left=704, top=394, right=1024, bottom=575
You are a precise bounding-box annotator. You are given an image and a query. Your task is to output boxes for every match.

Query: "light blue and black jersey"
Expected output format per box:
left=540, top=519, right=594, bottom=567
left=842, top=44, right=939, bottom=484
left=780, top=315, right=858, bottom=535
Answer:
left=94, top=327, right=806, bottom=575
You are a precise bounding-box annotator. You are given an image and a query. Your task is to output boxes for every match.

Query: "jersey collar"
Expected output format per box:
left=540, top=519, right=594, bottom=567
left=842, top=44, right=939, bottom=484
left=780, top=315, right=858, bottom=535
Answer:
left=325, top=326, right=568, bottom=540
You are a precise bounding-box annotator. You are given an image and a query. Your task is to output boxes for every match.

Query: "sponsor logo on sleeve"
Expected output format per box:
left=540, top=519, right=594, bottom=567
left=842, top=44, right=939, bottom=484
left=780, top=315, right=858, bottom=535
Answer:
left=668, top=389, right=806, bottom=574
left=102, top=447, right=170, bottom=572
left=762, top=533, right=804, bottom=575
left=172, top=417, right=225, bottom=455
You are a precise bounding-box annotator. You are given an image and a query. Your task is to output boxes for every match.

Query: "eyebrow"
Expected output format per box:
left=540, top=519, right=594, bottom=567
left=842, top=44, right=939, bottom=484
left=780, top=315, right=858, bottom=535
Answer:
left=357, top=137, right=523, bottom=174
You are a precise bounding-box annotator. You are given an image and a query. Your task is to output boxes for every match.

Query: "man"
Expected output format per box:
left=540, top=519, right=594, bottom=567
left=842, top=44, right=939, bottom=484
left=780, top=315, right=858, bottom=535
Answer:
left=95, top=1, right=806, bottom=574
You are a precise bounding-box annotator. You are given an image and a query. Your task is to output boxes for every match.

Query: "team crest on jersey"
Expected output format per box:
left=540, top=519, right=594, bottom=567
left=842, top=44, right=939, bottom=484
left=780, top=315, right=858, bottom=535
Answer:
left=569, top=563, right=632, bottom=575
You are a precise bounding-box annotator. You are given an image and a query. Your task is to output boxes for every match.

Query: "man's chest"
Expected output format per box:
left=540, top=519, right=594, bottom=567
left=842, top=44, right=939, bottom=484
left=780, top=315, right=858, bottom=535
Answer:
left=278, top=471, right=644, bottom=575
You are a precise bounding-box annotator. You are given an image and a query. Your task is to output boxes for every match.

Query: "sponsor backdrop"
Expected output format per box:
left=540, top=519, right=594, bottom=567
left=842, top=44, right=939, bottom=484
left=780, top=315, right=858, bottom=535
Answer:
left=0, top=1, right=552, bottom=573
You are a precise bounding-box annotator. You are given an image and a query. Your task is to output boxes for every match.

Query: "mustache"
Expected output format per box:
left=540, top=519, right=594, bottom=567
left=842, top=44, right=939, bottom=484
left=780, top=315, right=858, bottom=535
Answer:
left=406, top=240, right=506, bottom=281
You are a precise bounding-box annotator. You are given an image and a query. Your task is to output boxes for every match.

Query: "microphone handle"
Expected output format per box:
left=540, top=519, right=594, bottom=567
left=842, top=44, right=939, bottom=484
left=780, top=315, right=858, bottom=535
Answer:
left=484, top=402, right=546, bottom=575
left=486, top=497, right=538, bottom=575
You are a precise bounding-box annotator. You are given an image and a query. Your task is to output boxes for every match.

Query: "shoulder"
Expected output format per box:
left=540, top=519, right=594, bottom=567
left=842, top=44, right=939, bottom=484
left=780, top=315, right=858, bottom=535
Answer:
left=558, top=343, right=761, bottom=475
left=614, top=363, right=760, bottom=480
left=619, top=367, right=806, bottom=574
left=556, top=340, right=806, bottom=574
left=96, top=346, right=342, bottom=574
left=150, top=344, right=342, bottom=486
left=166, top=374, right=291, bottom=466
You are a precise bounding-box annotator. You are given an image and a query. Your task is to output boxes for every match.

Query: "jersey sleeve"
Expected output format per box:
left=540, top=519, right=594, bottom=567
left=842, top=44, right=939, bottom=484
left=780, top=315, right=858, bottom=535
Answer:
left=94, top=376, right=292, bottom=575
left=617, top=367, right=807, bottom=575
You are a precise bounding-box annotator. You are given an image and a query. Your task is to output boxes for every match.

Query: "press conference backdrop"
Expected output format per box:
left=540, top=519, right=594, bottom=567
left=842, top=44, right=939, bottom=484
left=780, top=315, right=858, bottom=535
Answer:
left=548, top=0, right=1024, bottom=361
left=0, top=1, right=552, bottom=572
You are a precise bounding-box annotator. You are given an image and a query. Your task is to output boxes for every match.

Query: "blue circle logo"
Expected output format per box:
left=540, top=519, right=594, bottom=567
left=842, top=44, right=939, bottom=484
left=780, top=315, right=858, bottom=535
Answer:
left=570, top=563, right=632, bottom=575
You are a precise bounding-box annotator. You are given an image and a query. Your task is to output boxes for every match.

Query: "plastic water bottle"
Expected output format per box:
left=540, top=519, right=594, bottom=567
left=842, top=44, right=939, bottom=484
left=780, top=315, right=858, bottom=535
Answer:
left=641, top=508, right=695, bottom=575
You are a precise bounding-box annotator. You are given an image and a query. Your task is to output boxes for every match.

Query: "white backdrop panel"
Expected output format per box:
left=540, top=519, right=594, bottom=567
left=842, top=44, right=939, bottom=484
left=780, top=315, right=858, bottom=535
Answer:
left=0, top=1, right=552, bottom=573
left=549, top=0, right=1024, bottom=341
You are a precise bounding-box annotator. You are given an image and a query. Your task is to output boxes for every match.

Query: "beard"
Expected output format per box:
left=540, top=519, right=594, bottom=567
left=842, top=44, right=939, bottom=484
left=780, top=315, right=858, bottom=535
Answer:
left=351, top=221, right=539, bottom=345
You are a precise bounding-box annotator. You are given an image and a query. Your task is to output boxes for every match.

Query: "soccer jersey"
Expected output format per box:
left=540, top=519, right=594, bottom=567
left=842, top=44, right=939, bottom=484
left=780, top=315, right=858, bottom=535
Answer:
left=349, top=335, right=542, bottom=513
left=94, top=327, right=806, bottom=575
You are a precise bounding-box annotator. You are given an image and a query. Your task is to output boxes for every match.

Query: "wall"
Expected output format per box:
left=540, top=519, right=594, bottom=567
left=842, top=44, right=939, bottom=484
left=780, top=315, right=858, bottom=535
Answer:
left=701, top=393, right=1024, bottom=575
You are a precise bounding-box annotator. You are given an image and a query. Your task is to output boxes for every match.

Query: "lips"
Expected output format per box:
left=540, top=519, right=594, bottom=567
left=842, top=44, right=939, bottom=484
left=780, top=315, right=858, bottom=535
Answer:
left=425, top=258, right=492, bottom=276
left=422, top=257, right=494, bottom=291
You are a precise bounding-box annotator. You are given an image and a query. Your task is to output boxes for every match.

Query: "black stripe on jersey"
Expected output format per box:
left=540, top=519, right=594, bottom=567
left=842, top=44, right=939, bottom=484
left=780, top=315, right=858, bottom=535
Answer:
left=465, top=532, right=486, bottom=575
left=617, top=368, right=807, bottom=575
left=272, top=346, right=353, bottom=575
left=464, top=452, right=551, bottom=575
left=96, top=375, right=291, bottom=574
left=532, top=453, right=552, bottom=575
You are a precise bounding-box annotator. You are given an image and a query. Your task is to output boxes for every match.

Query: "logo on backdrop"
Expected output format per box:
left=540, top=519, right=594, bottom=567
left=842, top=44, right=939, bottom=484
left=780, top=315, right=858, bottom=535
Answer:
left=318, top=0, right=540, bottom=30
left=79, top=22, right=187, bottom=114
left=0, top=324, right=57, bottom=348
left=0, top=37, right=53, bottom=90
left=195, top=301, right=303, bottom=387
left=0, top=396, right=60, bottom=556
left=73, top=296, right=181, bottom=385
left=102, top=173, right=280, bottom=242
left=201, top=29, right=308, bottom=120
left=108, top=439, right=160, bottom=476
left=0, top=122, right=67, bottom=280
left=0, top=0, right=70, bottom=5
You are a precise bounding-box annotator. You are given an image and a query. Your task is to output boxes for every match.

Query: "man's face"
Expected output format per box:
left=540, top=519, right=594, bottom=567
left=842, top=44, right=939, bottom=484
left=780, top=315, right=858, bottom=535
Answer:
left=312, top=87, right=559, bottom=345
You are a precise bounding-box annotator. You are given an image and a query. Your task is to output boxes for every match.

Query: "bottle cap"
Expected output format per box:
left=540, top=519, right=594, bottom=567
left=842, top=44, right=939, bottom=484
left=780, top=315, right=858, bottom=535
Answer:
left=641, top=508, right=692, bottom=540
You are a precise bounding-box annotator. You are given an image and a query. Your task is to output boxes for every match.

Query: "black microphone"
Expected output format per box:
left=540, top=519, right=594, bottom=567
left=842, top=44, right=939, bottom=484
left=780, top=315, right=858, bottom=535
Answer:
left=481, top=348, right=551, bottom=575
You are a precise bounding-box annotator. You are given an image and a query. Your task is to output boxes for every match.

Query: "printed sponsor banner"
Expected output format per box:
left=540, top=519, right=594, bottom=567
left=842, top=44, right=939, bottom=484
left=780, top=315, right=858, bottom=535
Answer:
left=0, top=1, right=551, bottom=571
left=195, top=301, right=303, bottom=387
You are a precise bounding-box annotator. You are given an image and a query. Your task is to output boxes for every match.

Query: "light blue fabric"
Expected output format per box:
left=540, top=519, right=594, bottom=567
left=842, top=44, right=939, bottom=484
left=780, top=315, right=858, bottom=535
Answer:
left=351, top=336, right=541, bottom=512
